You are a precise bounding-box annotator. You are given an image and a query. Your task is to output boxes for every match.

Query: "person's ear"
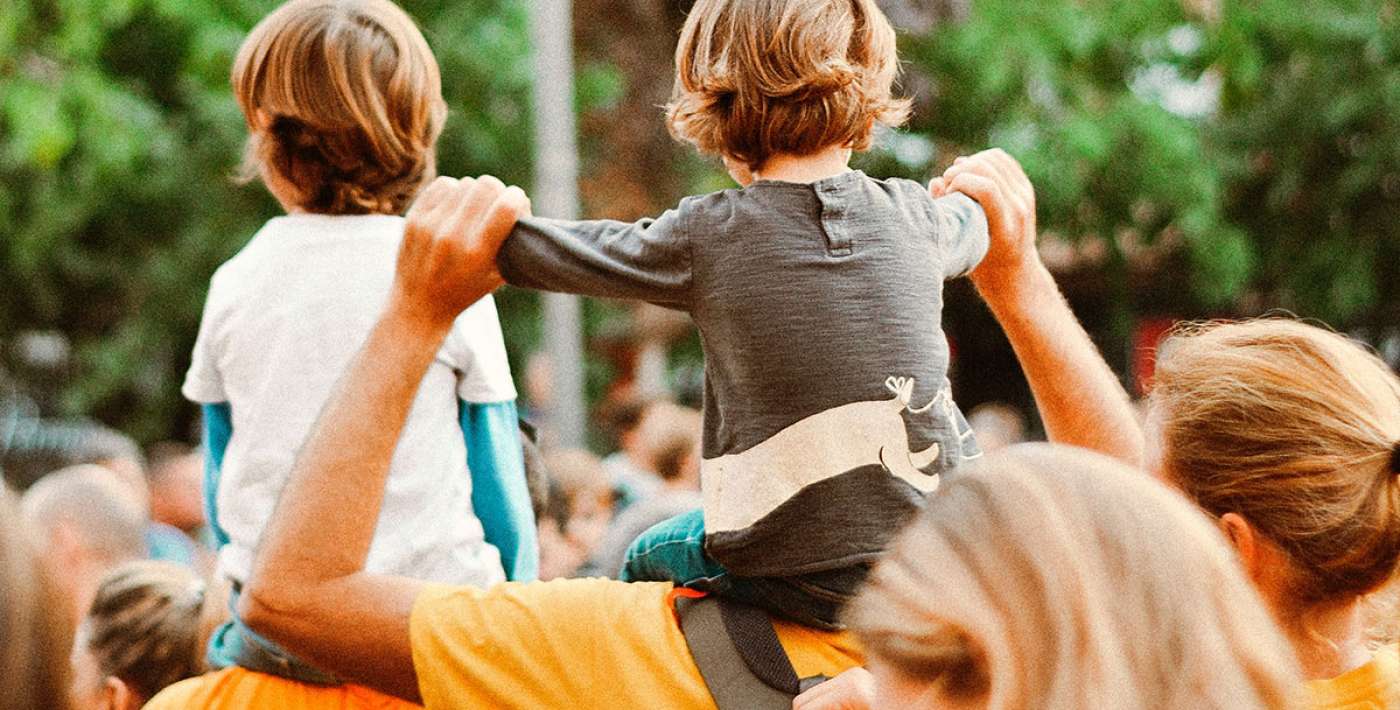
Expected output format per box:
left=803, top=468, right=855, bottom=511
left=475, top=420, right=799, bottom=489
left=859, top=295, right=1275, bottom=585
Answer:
left=253, top=108, right=274, bottom=131
left=1218, top=512, right=1258, bottom=572
left=1219, top=512, right=1296, bottom=604
left=101, top=675, right=139, bottom=710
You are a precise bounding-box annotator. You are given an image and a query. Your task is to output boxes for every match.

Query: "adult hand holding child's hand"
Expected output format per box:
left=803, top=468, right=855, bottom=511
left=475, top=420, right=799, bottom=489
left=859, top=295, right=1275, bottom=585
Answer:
left=391, top=176, right=531, bottom=332
left=930, top=149, right=1039, bottom=293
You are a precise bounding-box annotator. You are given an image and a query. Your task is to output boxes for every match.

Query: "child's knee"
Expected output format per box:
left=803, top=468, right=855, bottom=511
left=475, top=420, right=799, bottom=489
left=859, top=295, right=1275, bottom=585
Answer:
left=621, top=509, right=718, bottom=584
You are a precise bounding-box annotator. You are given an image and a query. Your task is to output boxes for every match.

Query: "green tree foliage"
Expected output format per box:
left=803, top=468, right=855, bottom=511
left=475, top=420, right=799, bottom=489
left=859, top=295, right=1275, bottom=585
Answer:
left=1208, top=0, right=1400, bottom=327
left=889, top=0, right=1396, bottom=326
left=1, top=0, right=1395, bottom=443
left=0, top=0, right=533, bottom=441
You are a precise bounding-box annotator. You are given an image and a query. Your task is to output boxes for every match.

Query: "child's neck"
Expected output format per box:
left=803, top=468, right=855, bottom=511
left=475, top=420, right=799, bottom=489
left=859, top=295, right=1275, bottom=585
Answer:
left=751, top=147, right=852, bottom=184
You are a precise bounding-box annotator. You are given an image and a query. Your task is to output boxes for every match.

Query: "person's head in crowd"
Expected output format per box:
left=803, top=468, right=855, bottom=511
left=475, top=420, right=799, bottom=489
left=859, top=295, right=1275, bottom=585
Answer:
left=145, top=442, right=205, bottom=534
left=78, top=432, right=148, bottom=512
left=518, top=420, right=551, bottom=522
left=0, top=419, right=148, bottom=504
left=1, top=486, right=73, bottom=710
left=232, top=0, right=447, bottom=215
left=69, top=561, right=211, bottom=710
left=1149, top=319, right=1400, bottom=671
left=21, top=465, right=148, bottom=625
left=537, top=449, right=615, bottom=580
left=666, top=0, right=909, bottom=182
left=596, top=394, right=649, bottom=457
left=636, top=401, right=702, bottom=489
left=966, top=402, right=1028, bottom=453
left=848, top=444, right=1299, bottom=710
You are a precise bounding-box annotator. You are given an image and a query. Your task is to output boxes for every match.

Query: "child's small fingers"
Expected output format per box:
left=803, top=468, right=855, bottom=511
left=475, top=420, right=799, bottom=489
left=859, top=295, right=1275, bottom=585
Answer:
left=929, top=177, right=947, bottom=196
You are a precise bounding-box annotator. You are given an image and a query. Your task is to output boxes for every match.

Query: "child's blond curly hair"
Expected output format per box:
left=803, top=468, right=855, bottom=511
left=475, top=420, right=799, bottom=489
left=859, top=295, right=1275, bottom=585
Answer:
left=232, top=0, right=446, bottom=215
left=666, top=0, right=911, bottom=172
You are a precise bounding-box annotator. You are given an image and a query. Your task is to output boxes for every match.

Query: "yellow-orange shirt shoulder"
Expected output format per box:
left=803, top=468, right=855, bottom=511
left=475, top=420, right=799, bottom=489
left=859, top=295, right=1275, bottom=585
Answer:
left=409, top=578, right=865, bottom=710
left=143, top=666, right=418, bottom=709
left=1306, top=644, right=1400, bottom=710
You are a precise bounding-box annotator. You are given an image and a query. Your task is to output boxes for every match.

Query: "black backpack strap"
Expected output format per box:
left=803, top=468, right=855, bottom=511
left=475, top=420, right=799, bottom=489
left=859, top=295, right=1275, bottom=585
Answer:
left=717, top=597, right=802, bottom=695
left=676, top=596, right=829, bottom=710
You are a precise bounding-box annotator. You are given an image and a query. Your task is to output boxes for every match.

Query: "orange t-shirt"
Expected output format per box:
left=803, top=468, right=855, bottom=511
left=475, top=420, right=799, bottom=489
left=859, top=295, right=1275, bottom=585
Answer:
left=1305, top=644, right=1400, bottom=710
left=409, top=578, right=864, bottom=709
left=143, top=666, right=418, bottom=709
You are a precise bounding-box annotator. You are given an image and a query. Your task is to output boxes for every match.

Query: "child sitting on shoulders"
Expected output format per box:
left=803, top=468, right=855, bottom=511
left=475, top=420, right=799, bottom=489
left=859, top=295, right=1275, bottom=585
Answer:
left=183, top=0, right=535, bottom=681
left=488, top=0, right=988, bottom=627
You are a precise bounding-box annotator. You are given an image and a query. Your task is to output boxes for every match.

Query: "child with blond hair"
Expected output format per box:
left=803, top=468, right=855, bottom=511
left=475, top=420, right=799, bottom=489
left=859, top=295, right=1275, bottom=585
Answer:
left=183, top=0, right=535, bottom=682
left=490, top=0, right=989, bottom=626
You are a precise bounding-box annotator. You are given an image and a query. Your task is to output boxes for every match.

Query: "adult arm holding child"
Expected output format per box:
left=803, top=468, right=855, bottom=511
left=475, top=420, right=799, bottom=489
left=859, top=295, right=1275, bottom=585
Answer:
left=935, top=150, right=1144, bottom=466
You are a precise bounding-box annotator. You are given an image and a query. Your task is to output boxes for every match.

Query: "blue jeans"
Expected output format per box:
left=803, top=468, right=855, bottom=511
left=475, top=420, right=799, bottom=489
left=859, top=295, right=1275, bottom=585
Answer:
left=621, top=509, right=868, bottom=630
left=208, top=585, right=339, bottom=685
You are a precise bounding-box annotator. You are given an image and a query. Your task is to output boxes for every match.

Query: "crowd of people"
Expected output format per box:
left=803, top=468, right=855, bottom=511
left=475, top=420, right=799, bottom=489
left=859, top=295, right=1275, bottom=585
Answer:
left=3, top=0, right=1398, bottom=708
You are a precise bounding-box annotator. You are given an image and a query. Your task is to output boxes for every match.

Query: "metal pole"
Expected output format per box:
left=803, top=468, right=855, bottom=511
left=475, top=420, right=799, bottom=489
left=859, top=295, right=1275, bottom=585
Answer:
left=528, top=0, right=587, bottom=448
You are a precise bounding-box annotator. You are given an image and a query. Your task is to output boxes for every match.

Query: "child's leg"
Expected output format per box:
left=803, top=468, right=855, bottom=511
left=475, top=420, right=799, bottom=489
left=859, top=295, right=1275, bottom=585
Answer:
left=622, top=509, right=866, bottom=630
left=620, top=508, right=728, bottom=586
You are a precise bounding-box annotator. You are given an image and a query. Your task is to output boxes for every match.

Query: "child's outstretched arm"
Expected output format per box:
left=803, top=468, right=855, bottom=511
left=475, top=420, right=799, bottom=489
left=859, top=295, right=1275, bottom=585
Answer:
left=495, top=204, right=694, bottom=311
left=929, top=189, right=992, bottom=280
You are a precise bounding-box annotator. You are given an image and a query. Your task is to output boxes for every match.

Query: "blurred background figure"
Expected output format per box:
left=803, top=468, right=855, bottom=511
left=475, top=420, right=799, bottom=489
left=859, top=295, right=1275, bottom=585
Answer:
left=966, top=402, right=1029, bottom=452
left=1, top=486, right=73, bottom=710
left=596, top=395, right=655, bottom=507
left=537, top=449, right=615, bottom=580
left=21, top=465, right=148, bottom=626
left=598, top=398, right=700, bottom=511
left=585, top=403, right=701, bottom=578
left=144, top=442, right=214, bottom=571
left=0, top=417, right=145, bottom=496
left=145, top=443, right=206, bottom=538
left=69, top=561, right=214, bottom=710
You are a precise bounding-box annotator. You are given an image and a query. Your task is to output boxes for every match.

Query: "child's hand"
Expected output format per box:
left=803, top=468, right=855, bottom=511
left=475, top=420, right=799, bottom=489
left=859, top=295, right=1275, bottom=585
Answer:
left=393, top=175, right=530, bottom=331
left=930, top=149, right=1039, bottom=290
left=792, top=667, right=876, bottom=710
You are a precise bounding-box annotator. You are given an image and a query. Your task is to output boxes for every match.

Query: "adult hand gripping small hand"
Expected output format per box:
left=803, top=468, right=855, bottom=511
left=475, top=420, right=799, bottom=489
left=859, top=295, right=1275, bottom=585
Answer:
left=791, top=667, right=877, bottom=710
left=930, top=148, right=1039, bottom=292
left=390, top=175, right=531, bottom=333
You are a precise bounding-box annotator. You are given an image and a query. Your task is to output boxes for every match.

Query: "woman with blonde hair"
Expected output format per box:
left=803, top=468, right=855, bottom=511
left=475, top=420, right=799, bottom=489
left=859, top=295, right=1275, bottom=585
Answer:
left=1149, top=318, right=1400, bottom=706
left=797, top=444, right=1299, bottom=710
left=69, top=560, right=215, bottom=709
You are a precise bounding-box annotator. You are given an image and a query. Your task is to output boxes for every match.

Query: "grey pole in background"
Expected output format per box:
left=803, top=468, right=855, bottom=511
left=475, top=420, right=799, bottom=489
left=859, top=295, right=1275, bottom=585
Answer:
left=528, top=0, right=587, bottom=447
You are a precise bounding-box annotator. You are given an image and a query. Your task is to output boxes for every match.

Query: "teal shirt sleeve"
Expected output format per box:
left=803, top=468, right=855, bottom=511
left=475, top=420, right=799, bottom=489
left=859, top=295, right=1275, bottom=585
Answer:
left=461, top=399, right=538, bottom=582
left=201, top=402, right=232, bottom=549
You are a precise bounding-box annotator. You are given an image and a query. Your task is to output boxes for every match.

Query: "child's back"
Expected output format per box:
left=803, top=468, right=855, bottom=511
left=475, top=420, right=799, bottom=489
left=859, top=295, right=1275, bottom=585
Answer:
left=493, top=0, right=989, bottom=628
left=183, top=0, right=533, bottom=675
left=502, top=171, right=986, bottom=582
left=187, top=213, right=513, bottom=586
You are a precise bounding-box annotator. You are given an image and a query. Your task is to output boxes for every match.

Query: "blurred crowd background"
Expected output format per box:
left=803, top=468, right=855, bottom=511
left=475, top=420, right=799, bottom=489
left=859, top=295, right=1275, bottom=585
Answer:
left=2, top=0, right=1398, bottom=485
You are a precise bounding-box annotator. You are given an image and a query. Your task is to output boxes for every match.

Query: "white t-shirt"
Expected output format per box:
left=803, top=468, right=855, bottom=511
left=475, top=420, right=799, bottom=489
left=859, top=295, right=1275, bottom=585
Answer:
left=183, top=214, right=514, bottom=588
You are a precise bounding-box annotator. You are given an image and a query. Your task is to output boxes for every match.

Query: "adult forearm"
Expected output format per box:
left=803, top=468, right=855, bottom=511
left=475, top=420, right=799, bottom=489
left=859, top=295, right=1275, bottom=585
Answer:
left=975, top=263, right=1144, bottom=466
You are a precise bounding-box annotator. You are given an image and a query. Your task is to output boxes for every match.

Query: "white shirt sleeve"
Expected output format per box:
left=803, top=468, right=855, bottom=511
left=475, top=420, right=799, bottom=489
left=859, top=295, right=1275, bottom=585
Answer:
left=442, top=295, right=518, bottom=404
left=182, top=275, right=229, bottom=404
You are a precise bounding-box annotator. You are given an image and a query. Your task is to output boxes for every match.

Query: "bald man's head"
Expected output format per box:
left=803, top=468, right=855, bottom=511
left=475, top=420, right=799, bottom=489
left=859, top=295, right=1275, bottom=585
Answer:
left=22, top=465, right=147, bottom=566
